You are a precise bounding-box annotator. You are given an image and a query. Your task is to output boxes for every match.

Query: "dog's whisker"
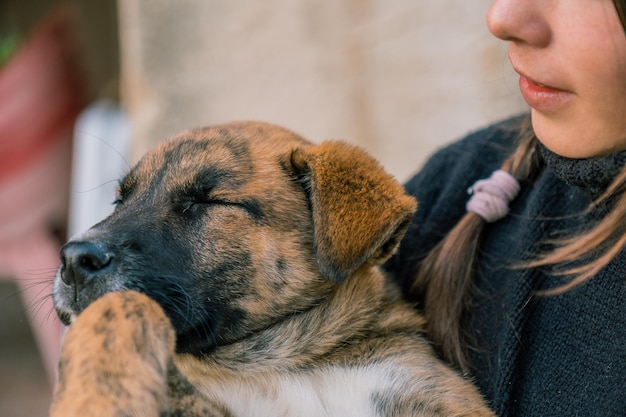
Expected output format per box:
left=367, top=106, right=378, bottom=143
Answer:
left=43, top=304, right=60, bottom=323
left=23, top=267, right=59, bottom=275
left=75, top=179, right=120, bottom=194
left=9, top=277, right=54, bottom=300
left=73, top=129, right=131, bottom=170
left=22, top=290, right=58, bottom=324
left=163, top=282, right=219, bottom=347
left=170, top=286, right=207, bottom=332
left=140, top=276, right=208, bottom=334
left=32, top=296, right=62, bottom=325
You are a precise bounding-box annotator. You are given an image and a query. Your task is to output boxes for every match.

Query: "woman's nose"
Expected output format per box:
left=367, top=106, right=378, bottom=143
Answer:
left=486, top=0, right=551, bottom=47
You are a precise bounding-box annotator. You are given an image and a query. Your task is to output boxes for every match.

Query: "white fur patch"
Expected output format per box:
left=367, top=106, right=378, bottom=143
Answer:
left=199, top=363, right=411, bottom=417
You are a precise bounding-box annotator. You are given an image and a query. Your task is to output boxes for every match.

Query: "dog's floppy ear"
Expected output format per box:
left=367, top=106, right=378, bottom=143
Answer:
left=287, top=141, right=416, bottom=283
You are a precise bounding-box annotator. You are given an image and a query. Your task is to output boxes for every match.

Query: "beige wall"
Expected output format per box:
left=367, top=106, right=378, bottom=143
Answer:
left=118, top=0, right=527, bottom=182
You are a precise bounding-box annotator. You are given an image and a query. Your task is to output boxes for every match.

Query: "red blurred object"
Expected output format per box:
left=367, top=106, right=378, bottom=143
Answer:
left=0, top=10, right=85, bottom=184
left=0, top=9, right=86, bottom=385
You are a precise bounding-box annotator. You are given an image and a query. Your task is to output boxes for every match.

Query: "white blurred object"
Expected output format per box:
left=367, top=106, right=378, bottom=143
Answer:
left=68, top=100, right=130, bottom=238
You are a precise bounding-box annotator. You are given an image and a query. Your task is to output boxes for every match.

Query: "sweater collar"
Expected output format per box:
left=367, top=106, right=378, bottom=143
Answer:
left=537, top=142, right=626, bottom=199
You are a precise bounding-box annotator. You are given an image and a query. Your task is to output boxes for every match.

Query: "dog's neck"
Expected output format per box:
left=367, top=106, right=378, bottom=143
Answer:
left=175, top=266, right=425, bottom=378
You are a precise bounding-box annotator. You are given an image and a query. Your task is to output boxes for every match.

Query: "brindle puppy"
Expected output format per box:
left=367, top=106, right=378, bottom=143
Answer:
left=50, top=122, right=494, bottom=416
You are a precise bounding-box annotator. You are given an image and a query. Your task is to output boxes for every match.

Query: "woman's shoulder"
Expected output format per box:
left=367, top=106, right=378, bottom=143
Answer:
left=385, top=114, right=528, bottom=287
left=405, top=114, right=527, bottom=195
left=403, top=114, right=527, bottom=219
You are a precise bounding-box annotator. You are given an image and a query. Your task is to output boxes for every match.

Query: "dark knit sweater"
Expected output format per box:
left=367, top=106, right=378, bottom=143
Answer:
left=385, top=115, right=626, bottom=416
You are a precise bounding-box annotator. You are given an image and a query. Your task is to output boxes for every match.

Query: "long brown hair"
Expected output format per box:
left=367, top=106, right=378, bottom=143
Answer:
left=410, top=0, right=626, bottom=373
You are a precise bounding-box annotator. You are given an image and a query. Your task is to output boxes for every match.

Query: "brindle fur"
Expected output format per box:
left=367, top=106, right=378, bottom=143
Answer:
left=50, top=122, right=494, bottom=416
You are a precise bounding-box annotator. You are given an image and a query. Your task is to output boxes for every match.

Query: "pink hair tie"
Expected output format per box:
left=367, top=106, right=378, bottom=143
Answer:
left=466, top=169, right=520, bottom=223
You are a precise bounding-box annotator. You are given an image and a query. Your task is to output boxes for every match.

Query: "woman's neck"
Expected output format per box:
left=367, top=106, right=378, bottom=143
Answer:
left=537, top=142, right=626, bottom=199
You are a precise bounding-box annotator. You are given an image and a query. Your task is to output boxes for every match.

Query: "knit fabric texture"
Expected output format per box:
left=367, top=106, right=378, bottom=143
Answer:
left=385, top=115, right=626, bottom=417
left=537, top=141, right=626, bottom=199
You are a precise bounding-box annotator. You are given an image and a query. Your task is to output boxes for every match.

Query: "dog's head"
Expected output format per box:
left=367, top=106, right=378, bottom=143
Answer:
left=53, top=121, right=416, bottom=354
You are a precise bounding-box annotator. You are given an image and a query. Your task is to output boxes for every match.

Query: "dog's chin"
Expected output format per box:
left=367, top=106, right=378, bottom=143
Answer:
left=52, top=288, right=85, bottom=326
left=55, top=308, right=77, bottom=326
left=52, top=273, right=127, bottom=326
left=53, top=291, right=96, bottom=326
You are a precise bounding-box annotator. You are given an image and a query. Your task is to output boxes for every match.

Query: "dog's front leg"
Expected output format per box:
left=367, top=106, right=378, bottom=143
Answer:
left=50, top=290, right=228, bottom=417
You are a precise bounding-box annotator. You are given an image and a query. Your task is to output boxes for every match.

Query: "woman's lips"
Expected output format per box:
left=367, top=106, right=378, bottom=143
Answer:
left=518, top=74, right=572, bottom=114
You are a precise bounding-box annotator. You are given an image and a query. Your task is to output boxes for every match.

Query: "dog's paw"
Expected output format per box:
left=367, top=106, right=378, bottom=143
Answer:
left=50, top=290, right=175, bottom=417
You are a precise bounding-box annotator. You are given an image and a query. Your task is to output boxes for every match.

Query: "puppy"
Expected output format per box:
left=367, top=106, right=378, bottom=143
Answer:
left=50, top=122, right=494, bottom=416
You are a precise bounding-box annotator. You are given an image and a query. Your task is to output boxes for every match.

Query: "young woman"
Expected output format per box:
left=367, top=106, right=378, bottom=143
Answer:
left=385, top=0, right=626, bottom=415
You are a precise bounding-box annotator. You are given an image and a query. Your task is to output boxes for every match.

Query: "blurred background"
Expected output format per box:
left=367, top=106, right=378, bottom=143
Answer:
left=0, top=0, right=526, bottom=415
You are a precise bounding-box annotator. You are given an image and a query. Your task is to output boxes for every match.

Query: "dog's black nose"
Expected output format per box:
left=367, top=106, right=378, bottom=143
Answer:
left=60, top=241, right=114, bottom=287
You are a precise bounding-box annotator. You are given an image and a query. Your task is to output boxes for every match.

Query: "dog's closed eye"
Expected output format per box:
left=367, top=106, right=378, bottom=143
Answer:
left=174, top=188, right=227, bottom=216
left=114, top=174, right=139, bottom=207
left=175, top=191, right=264, bottom=222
